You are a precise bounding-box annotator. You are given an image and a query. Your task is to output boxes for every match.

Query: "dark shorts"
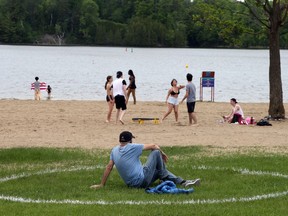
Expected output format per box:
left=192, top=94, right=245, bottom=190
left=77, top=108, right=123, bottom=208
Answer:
left=106, top=95, right=113, bottom=102
left=114, top=95, right=127, bottom=110
left=187, top=102, right=196, bottom=113
left=231, top=114, right=242, bottom=124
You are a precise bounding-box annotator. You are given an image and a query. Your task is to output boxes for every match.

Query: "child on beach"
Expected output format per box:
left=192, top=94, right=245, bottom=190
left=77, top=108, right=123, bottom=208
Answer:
left=46, top=85, right=52, bottom=99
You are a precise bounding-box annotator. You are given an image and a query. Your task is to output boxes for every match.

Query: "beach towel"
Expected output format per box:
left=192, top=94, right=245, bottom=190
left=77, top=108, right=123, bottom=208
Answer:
left=145, top=181, right=194, bottom=194
left=31, top=82, right=47, bottom=90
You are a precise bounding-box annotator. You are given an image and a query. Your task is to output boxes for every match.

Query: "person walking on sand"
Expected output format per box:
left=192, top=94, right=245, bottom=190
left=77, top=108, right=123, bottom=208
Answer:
left=105, top=76, right=114, bottom=123
left=111, top=71, right=127, bottom=124
left=46, top=85, right=52, bottom=100
left=33, top=77, right=41, bottom=100
left=126, top=69, right=137, bottom=105
left=90, top=131, right=200, bottom=189
left=181, top=73, right=197, bottom=126
left=162, top=79, right=185, bottom=123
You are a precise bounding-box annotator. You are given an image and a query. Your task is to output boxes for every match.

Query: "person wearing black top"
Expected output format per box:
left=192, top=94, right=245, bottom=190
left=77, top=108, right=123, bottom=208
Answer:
left=162, top=79, right=185, bottom=123
left=104, top=76, right=114, bottom=123
left=126, top=69, right=137, bottom=105
left=46, top=85, right=52, bottom=99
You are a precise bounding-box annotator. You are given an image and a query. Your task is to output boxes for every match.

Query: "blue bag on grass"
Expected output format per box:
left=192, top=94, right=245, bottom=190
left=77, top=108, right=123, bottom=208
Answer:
left=145, top=180, right=194, bottom=194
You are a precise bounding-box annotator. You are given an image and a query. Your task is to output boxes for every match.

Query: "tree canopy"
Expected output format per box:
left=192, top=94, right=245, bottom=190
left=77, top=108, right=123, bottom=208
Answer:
left=0, top=0, right=287, bottom=47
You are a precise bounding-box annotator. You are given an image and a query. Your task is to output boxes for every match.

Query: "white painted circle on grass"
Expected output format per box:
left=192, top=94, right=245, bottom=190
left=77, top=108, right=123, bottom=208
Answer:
left=0, top=165, right=287, bottom=205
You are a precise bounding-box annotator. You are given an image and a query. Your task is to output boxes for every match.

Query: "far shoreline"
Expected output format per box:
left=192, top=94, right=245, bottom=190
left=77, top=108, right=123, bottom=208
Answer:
left=0, top=44, right=274, bottom=50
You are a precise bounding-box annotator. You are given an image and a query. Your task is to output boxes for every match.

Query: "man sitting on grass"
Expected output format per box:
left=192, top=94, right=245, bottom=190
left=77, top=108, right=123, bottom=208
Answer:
left=90, top=131, right=200, bottom=189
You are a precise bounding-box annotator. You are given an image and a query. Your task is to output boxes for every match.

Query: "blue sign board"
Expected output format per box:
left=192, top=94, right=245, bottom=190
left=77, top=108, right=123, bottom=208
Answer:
left=202, top=78, right=215, bottom=87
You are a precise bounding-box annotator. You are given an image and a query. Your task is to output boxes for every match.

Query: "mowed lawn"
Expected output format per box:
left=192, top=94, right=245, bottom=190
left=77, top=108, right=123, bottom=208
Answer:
left=0, top=147, right=287, bottom=216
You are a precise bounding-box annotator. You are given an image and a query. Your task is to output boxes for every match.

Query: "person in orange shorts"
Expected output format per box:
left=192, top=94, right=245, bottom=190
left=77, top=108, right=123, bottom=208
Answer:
left=33, top=77, right=41, bottom=100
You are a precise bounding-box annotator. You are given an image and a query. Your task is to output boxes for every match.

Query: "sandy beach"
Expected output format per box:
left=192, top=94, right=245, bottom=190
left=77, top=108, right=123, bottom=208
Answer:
left=0, top=100, right=287, bottom=153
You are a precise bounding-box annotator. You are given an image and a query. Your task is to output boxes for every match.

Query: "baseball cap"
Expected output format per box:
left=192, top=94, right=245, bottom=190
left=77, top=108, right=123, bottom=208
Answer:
left=119, top=131, right=135, bottom=142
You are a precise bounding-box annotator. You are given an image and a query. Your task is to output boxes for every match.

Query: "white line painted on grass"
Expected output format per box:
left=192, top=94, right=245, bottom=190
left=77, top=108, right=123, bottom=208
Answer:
left=190, top=165, right=288, bottom=179
left=1, top=191, right=288, bottom=205
left=0, top=165, right=287, bottom=205
left=0, top=165, right=104, bottom=183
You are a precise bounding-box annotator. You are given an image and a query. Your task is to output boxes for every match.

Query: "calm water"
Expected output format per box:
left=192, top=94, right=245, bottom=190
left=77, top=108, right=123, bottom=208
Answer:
left=0, top=45, right=287, bottom=102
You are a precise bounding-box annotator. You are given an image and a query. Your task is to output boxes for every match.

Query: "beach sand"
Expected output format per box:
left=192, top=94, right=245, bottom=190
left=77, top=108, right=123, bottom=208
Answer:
left=0, top=100, right=287, bottom=153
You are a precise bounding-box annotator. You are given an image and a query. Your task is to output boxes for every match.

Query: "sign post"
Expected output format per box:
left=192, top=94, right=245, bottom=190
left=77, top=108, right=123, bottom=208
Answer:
left=200, top=71, right=215, bottom=102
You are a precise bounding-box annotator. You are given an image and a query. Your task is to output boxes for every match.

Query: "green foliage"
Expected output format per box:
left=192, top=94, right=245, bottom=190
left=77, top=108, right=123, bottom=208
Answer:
left=95, top=20, right=126, bottom=45
left=0, top=0, right=287, bottom=47
left=79, top=0, right=99, bottom=42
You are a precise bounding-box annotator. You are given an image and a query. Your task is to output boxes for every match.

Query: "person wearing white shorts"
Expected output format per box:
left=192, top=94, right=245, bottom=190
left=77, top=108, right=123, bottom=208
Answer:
left=167, top=96, right=179, bottom=106
left=162, top=79, right=185, bottom=123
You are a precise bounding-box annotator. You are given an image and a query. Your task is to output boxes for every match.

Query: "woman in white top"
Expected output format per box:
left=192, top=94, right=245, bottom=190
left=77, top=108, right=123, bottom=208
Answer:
left=223, top=98, right=244, bottom=124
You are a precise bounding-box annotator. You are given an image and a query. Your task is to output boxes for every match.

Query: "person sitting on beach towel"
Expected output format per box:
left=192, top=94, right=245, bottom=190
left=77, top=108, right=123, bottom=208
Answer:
left=223, top=98, right=245, bottom=124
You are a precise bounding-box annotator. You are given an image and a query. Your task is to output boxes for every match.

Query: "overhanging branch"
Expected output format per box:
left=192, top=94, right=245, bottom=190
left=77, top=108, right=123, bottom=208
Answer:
left=263, top=0, right=273, bottom=13
left=280, top=4, right=288, bottom=25
left=242, top=1, right=270, bottom=28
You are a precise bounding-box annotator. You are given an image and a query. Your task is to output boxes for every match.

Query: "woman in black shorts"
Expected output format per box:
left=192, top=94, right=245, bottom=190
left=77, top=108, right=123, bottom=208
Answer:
left=126, top=70, right=137, bottom=104
left=105, top=76, right=114, bottom=123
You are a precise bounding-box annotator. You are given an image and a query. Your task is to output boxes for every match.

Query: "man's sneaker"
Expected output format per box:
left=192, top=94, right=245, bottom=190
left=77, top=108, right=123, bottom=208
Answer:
left=181, top=179, right=201, bottom=187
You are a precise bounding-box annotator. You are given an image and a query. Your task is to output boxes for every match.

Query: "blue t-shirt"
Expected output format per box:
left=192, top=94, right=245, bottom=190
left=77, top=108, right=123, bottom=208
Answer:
left=110, top=143, right=144, bottom=187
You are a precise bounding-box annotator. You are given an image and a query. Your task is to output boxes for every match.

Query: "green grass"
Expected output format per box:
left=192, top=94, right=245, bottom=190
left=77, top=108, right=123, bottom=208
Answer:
left=0, top=147, right=287, bottom=216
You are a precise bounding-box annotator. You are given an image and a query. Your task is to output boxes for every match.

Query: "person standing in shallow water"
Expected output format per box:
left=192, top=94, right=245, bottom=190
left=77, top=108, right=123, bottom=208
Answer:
left=46, top=85, right=52, bottom=100
left=33, top=77, right=41, bottom=100
left=105, top=76, right=114, bottom=123
left=181, top=73, right=197, bottom=126
left=126, top=69, right=137, bottom=105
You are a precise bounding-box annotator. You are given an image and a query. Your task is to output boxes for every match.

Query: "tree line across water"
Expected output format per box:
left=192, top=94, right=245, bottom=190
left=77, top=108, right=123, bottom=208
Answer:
left=0, top=0, right=288, bottom=48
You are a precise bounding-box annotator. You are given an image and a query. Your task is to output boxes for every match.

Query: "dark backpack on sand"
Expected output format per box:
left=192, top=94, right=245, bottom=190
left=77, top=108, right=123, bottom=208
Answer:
left=256, top=119, right=272, bottom=126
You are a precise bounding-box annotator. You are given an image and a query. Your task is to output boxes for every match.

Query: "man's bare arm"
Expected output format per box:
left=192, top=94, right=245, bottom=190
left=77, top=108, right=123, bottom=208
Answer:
left=143, top=144, right=168, bottom=163
left=123, top=85, right=128, bottom=101
left=181, top=89, right=188, bottom=103
left=90, top=160, right=114, bottom=189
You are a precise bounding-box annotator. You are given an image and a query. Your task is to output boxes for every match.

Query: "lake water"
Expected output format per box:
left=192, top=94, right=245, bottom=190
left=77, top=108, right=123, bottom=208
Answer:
left=0, top=45, right=287, bottom=102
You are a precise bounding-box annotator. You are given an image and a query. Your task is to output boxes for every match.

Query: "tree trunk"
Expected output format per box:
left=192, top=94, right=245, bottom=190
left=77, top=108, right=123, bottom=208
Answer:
left=268, top=3, right=285, bottom=119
